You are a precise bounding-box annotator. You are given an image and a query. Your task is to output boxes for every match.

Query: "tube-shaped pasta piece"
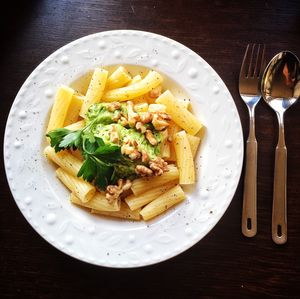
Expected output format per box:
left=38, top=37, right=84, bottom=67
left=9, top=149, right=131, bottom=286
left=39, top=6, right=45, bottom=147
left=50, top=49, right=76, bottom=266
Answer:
left=178, top=99, right=192, bottom=111
left=174, top=131, right=195, bottom=184
left=186, top=134, right=201, bottom=158
left=165, top=145, right=176, bottom=162
left=168, top=121, right=181, bottom=140
left=164, top=121, right=181, bottom=161
left=80, top=68, right=108, bottom=117
left=56, top=168, right=95, bottom=202
left=125, top=181, right=177, bottom=211
left=91, top=202, right=141, bottom=220
left=106, top=66, right=132, bottom=90
left=64, top=94, right=84, bottom=126
left=44, top=146, right=82, bottom=176
left=102, top=71, right=163, bottom=102
left=64, top=120, right=85, bottom=131
left=160, top=140, right=171, bottom=159
left=140, top=185, right=186, bottom=221
left=47, top=85, right=74, bottom=133
left=70, top=193, right=120, bottom=212
left=127, top=74, right=142, bottom=86
left=131, top=165, right=179, bottom=195
left=160, top=129, right=170, bottom=159
left=156, top=90, right=203, bottom=135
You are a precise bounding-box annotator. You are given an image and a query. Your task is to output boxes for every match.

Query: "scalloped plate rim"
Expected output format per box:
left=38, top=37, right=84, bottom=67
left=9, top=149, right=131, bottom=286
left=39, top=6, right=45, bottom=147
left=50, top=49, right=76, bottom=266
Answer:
left=3, top=30, right=244, bottom=268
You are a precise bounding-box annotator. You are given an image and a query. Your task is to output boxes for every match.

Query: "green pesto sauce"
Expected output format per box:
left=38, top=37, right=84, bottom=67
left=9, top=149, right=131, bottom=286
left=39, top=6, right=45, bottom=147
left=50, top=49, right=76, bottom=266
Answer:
left=86, top=103, right=162, bottom=161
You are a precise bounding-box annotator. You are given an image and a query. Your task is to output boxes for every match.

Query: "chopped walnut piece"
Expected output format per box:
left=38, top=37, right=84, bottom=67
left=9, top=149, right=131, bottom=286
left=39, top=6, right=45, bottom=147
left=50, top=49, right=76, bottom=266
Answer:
left=145, top=130, right=158, bottom=145
left=118, top=116, right=128, bottom=126
left=106, top=179, right=132, bottom=203
left=160, top=113, right=172, bottom=121
left=127, top=101, right=140, bottom=127
left=136, top=121, right=147, bottom=133
left=107, top=102, right=121, bottom=112
left=110, top=132, right=119, bottom=143
left=149, top=86, right=162, bottom=98
left=141, top=150, right=149, bottom=163
left=129, top=149, right=141, bottom=160
left=135, top=165, right=153, bottom=176
left=112, top=111, right=121, bottom=122
left=109, top=125, right=119, bottom=144
left=121, top=144, right=134, bottom=155
left=152, top=113, right=171, bottom=131
left=140, top=112, right=152, bottom=124
left=123, top=138, right=138, bottom=147
left=121, top=138, right=140, bottom=159
left=122, top=179, right=132, bottom=191
left=149, top=157, right=169, bottom=176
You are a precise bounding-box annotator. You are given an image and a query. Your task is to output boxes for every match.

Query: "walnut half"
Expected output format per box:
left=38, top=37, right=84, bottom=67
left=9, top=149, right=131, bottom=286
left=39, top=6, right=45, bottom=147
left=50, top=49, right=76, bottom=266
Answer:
left=135, top=165, right=153, bottom=177
left=152, top=113, right=171, bottom=131
left=145, top=130, right=158, bottom=145
left=106, top=179, right=132, bottom=203
left=149, top=157, right=169, bottom=176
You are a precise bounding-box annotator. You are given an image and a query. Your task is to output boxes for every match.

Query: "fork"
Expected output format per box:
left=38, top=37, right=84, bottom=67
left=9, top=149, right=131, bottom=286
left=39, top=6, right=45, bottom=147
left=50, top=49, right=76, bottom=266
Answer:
left=239, top=44, right=266, bottom=237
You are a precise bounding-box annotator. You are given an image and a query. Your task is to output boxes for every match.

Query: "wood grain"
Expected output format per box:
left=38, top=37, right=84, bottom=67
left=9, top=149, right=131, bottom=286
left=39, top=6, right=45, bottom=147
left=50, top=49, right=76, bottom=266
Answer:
left=1, top=0, right=300, bottom=298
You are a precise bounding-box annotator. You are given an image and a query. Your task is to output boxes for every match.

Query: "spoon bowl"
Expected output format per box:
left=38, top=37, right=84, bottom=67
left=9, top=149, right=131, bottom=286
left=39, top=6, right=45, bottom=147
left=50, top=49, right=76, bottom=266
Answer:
left=261, top=51, right=300, bottom=244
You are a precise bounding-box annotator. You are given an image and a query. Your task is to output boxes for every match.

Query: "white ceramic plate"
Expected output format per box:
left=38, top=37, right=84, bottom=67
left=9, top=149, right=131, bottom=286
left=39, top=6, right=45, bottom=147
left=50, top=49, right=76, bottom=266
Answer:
left=4, top=30, right=243, bottom=268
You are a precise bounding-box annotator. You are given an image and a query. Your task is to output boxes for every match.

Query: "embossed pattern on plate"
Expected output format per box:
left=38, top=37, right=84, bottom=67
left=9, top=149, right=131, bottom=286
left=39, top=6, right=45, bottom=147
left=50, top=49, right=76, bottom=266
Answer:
left=4, top=30, right=243, bottom=268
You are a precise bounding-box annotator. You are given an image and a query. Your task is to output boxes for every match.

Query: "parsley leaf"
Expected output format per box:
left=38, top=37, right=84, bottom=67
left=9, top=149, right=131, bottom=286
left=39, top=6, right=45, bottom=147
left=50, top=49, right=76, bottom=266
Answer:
left=59, top=130, right=82, bottom=150
left=47, top=125, right=126, bottom=189
left=77, top=155, right=115, bottom=190
left=94, top=163, right=114, bottom=190
left=94, top=145, right=122, bottom=163
left=76, top=137, right=122, bottom=190
left=77, top=157, right=97, bottom=182
left=46, top=128, right=82, bottom=152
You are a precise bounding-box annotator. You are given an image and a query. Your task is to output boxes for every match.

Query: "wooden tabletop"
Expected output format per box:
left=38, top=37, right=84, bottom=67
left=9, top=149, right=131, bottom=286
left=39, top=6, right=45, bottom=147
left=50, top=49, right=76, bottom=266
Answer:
left=1, top=1, right=300, bottom=298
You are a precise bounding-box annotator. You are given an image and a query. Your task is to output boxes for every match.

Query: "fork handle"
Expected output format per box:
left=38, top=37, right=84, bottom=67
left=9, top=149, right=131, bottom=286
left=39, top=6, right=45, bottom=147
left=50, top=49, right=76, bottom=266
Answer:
left=272, top=143, right=287, bottom=244
left=242, top=138, right=257, bottom=237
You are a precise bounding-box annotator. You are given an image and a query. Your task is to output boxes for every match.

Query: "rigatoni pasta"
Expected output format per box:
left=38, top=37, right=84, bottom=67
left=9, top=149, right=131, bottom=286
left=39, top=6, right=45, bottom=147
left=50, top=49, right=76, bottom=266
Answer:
left=125, top=181, right=177, bottom=211
left=80, top=68, right=108, bottom=117
left=91, top=202, right=141, bottom=220
left=156, top=90, right=203, bottom=135
left=140, top=185, right=186, bottom=220
left=173, top=131, right=195, bottom=184
left=64, top=94, right=84, bottom=126
left=131, top=165, right=179, bottom=196
left=127, top=74, right=142, bottom=86
left=106, top=66, right=132, bottom=90
left=47, top=85, right=74, bottom=133
left=64, top=120, right=85, bottom=131
left=70, top=193, right=120, bottom=212
left=186, top=134, right=201, bottom=158
left=45, top=65, right=204, bottom=221
left=56, top=168, right=95, bottom=203
left=44, top=146, right=82, bottom=176
left=102, top=70, right=163, bottom=102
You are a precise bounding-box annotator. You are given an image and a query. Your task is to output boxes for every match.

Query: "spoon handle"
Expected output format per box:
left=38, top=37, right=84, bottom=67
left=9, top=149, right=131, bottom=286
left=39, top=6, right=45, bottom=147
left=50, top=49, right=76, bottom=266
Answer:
left=272, top=144, right=287, bottom=244
left=242, top=117, right=257, bottom=237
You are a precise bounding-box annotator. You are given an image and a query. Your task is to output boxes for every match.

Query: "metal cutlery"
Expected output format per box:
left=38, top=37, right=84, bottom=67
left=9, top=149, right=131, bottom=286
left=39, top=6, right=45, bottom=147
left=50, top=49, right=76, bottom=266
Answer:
left=239, top=44, right=266, bottom=237
left=261, top=51, right=300, bottom=244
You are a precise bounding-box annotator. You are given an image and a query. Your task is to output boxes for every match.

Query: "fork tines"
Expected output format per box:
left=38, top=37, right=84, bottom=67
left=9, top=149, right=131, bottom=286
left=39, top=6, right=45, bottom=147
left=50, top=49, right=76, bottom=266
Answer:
left=241, top=44, right=266, bottom=79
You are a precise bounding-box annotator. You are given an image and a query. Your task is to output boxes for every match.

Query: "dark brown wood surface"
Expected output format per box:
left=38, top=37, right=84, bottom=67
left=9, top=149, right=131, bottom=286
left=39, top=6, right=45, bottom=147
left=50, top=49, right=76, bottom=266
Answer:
left=1, top=1, right=300, bottom=298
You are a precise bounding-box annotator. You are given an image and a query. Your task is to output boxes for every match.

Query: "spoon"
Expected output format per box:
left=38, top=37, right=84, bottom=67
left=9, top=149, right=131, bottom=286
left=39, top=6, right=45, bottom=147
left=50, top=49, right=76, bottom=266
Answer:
left=261, top=51, right=300, bottom=244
